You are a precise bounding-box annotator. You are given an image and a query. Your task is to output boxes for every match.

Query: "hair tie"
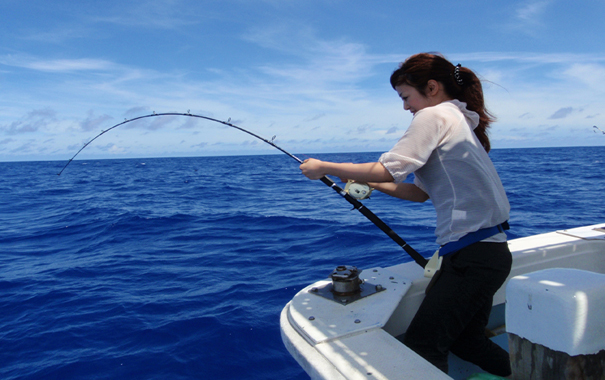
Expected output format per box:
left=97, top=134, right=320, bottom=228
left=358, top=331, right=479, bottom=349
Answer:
left=454, top=63, right=463, bottom=86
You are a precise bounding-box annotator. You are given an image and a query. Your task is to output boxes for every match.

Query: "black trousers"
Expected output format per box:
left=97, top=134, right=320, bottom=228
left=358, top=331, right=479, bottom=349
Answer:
left=403, top=242, right=512, bottom=376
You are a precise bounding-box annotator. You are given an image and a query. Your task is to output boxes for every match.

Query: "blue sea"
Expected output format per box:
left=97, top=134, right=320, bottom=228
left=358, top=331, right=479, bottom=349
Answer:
left=1, top=146, right=603, bottom=380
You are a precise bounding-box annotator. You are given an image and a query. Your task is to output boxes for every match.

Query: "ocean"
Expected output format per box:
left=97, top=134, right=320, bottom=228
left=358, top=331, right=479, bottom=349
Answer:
left=1, top=146, right=603, bottom=379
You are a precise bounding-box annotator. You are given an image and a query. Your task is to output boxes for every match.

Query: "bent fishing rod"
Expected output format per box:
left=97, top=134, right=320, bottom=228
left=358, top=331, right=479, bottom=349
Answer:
left=58, top=112, right=428, bottom=268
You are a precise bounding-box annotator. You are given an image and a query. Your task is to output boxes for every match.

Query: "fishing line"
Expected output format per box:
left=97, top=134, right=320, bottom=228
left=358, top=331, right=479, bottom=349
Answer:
left=58, top=112, right=428, bottom=268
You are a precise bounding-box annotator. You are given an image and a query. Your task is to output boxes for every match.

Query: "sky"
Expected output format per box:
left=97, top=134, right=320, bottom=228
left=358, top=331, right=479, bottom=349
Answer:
left=1, top=0, right=605, bottom=162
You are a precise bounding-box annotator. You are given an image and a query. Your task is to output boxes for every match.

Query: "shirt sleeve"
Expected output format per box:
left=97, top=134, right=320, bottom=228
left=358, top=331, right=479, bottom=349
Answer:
left=379, top=107, right=444, bottom=183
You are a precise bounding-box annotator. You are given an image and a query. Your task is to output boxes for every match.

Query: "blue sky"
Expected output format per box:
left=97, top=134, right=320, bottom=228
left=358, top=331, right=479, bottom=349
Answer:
left=1, top=0, right=604, bottom=162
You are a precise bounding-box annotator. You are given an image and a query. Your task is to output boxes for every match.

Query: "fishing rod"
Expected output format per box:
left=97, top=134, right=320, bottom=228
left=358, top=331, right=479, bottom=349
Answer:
left=58, top=112, right=428, bottom=268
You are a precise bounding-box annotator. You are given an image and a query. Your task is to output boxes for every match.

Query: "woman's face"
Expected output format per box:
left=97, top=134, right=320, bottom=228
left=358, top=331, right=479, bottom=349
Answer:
left=394, top=84, right=432, bottom=115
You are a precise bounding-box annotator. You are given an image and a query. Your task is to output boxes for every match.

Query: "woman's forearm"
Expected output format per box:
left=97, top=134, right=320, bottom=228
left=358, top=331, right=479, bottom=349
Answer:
left=368, top=182, right=429, bottom=203
left=300, top=159, right=394, bottom=183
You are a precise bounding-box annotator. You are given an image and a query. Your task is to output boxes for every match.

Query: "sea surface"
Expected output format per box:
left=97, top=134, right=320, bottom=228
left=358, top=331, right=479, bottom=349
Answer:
left=1, top=146, right=604, bottom=380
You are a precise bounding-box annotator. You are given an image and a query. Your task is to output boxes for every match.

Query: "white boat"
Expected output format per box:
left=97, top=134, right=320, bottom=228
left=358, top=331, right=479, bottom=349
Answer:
left=280, top=223, right=605, bottom=379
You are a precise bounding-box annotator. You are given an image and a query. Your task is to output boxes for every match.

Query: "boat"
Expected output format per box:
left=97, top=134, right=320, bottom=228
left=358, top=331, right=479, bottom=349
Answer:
left=280, top=223, right=605, bottom=379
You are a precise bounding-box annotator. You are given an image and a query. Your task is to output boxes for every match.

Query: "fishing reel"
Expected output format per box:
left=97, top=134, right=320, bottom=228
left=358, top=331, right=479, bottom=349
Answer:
left=344, top=181, right=373, bottom=200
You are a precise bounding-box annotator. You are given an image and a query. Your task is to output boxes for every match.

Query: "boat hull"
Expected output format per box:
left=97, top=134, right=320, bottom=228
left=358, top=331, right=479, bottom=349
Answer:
left=280, top=223, right=605, bottom=379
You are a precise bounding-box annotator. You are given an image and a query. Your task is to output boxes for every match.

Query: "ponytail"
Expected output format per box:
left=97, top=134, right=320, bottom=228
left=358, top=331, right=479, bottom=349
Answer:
left=390, top=53, right=495, bottom=152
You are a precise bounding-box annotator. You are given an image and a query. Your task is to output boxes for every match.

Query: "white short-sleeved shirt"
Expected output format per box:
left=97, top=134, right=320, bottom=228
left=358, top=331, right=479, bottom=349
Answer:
left=379, top=100, right=509, bottom=245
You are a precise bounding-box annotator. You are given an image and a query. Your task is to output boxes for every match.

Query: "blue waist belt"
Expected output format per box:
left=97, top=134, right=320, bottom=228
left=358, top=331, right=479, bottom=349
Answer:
left=439, top=221, right=510, bottom=256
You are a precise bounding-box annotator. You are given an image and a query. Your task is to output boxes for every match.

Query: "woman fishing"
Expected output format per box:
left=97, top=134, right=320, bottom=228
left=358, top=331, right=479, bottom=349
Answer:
left=299, top=53, right=512, bottom=377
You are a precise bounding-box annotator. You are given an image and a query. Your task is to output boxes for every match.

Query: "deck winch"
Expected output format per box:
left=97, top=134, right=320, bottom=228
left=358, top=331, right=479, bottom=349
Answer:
left=330, top=265, right=363, bottom=295
left=309, top=265, right=386, bottom=305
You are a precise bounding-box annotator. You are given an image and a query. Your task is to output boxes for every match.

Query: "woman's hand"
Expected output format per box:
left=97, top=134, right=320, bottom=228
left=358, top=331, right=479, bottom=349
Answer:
left=299, top=158, right=326, bottom=180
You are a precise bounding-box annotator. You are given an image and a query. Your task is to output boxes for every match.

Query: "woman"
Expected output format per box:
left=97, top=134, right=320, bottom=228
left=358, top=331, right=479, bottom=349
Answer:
left=299, top=53, right=512, bottom=377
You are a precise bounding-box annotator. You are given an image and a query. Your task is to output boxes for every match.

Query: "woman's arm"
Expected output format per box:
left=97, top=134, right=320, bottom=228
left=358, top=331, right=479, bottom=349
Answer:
left=368, top=182, right=429, bottom=203
left=299, top=158, right=428, bottom=202
left=299, top=159, right=394, bottom=183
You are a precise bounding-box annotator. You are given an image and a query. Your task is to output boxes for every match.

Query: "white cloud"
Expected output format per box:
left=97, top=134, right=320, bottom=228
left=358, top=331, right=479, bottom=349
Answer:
left=0, top=55, right=115, bottom=72
left=511, top=0, right=552, bottom=36
left=91, top=0, right=204, bottom=29
left=516, top=1, right=550, bottom=24
left=3, top=46, right=603, bottom=159
left=562, top=63, right=605, bottom=93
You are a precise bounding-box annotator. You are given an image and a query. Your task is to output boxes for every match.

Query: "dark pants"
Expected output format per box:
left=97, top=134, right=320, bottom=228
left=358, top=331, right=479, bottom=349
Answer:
left=403, top=242, right=512, bottom=376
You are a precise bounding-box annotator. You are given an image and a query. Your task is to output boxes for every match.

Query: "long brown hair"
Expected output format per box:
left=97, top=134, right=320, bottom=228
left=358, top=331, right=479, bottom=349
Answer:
left=390, top=53, right=494, bottom=152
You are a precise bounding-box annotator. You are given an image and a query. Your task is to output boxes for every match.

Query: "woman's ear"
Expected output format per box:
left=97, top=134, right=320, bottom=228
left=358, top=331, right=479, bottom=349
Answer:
left=426, top=79, right=440, bottom=97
